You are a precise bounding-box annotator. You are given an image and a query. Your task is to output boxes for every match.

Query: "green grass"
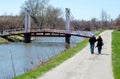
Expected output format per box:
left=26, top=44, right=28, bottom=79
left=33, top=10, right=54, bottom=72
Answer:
left=0, top=37, right=9, bottom=44
left=13, top=31, right=101, bottom=79
left=8, top=35, right=23, bottom=42
left=112, top=31, right=120, bottom=79
left=0, top=35, right=23, bottom=44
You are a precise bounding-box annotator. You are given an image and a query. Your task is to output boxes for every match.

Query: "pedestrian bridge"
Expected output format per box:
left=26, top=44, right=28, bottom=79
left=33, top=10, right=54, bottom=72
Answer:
left=0, top=8, right=93, bottom=43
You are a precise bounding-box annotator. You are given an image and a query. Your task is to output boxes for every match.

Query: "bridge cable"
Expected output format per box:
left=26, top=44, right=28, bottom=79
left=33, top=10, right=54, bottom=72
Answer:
left=14, top=15, right=25, bottom=29
left=30, top=15, right=40, bottom=29
left=70, top=12, right=83, bottom=31
left=70, top=12, right=83, bottom=35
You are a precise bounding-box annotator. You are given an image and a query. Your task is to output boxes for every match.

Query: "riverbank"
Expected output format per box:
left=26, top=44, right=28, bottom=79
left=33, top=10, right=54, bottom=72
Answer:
left=0, top=36, right=23, bottom=44
left=0, top=37, right=8, bottom=44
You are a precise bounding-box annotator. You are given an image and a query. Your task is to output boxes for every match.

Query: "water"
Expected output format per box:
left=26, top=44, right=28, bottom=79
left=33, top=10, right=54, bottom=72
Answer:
left=0, top=31, right=94, bottom=79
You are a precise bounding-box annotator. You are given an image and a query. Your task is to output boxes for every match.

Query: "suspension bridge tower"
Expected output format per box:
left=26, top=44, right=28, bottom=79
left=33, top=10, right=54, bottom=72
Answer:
left=65, top=8, right=71, bottom=44
left=24, top=8, right=31, bottom=43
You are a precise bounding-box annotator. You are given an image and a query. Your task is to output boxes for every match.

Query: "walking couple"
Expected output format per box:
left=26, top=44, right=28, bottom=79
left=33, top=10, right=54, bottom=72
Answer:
left=89, top=35, right=103, bottom=54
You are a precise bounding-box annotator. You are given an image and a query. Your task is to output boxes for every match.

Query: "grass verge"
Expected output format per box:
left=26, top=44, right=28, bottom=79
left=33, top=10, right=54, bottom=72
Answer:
left=13, top=31, right=101, bottom=79
left=112, top=31, right=120, bottom=79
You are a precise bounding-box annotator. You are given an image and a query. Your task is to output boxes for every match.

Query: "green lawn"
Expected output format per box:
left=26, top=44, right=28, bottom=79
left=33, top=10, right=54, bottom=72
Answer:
left=112, top=31, right=120, bottom=79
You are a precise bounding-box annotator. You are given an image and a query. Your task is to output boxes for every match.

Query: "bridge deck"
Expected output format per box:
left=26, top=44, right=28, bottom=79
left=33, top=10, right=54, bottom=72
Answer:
left=0, top=29, right=92, bottom=38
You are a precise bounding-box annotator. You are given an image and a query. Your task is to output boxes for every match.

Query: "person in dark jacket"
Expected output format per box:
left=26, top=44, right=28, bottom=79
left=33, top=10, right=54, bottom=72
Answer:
left=96, top=35, right=103, bottom=54
left=89, top=35, right=96, bottom=54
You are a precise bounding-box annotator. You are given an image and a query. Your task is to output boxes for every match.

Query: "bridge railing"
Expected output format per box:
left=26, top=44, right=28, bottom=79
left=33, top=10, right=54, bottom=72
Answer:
left=0, top=28, right=94, bottom=38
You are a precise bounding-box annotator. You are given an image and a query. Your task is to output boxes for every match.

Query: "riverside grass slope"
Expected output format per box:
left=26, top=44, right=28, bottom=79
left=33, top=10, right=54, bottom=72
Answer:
left=13, top=31, right=100, bottom=79
left=0, top=36, right=23, bottom=44
left=112, top=31, right=120, bottom=79
left=0, top=37, right=8, bottom=44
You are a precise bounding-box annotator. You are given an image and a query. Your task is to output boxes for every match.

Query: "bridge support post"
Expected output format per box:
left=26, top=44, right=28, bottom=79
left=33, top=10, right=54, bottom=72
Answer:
left=24, top=8, right=31, bottom=43
left=65, top=34, right=71, bottom=44
left=24, top=33, right=31, bottom=43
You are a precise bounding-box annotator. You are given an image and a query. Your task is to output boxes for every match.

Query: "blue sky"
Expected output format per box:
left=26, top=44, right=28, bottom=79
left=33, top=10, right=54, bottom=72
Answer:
left=0, top=0, right=25, bottom=15
left=0, top=0, right=120, bottom=20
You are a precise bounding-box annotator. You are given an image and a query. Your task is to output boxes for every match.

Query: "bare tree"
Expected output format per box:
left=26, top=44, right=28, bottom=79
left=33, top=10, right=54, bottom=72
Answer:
left=0, top=15, right=20, bottom=30
left=21, top=0, right=64, bottom=30
left=115, top=14, right=120, bottom=30
left=101, top=9, right=110, bottom=28
left=45, top=6, right=63, bottom=29
left=21, top=0, right=49, bottom=29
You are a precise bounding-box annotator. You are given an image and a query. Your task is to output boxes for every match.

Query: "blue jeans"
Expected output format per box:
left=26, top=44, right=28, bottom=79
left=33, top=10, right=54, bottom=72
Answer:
left=90, top=43, right=95, bottom=54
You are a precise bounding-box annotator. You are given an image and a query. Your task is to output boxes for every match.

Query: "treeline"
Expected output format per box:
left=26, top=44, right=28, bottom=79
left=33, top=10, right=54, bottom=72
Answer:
left=0, top=16, right=21, bottom=30
left=0, top=0, right=120, bottom=31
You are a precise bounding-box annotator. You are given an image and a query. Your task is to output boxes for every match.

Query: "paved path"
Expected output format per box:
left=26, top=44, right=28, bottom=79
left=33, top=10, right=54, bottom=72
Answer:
left=38, top=30, right=114, bottom=79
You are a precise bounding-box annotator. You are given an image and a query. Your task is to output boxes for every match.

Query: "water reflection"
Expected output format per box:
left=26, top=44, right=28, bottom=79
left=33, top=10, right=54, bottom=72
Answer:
left=65, top=43, right=70, bottom=49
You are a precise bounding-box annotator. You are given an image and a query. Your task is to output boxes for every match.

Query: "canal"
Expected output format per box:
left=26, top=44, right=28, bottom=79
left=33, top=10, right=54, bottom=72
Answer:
left=0, top=31, right=94, bottom=79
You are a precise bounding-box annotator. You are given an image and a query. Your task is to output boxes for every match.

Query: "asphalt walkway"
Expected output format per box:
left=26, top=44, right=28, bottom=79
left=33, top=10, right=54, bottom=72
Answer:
left=38, top=30, right=114, bottom=79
